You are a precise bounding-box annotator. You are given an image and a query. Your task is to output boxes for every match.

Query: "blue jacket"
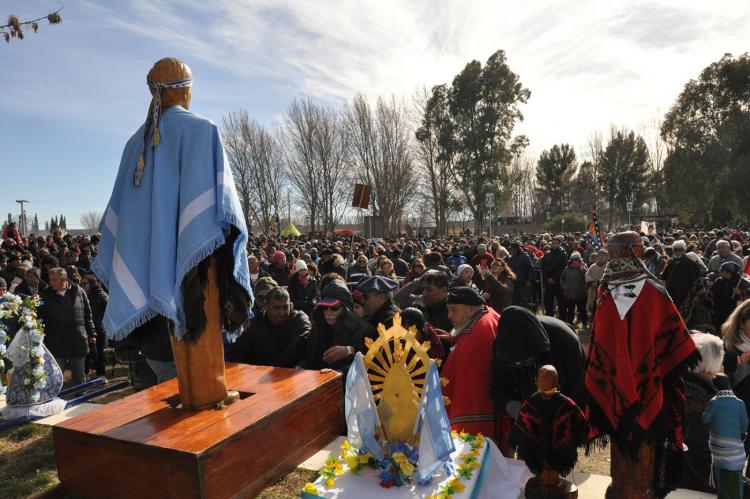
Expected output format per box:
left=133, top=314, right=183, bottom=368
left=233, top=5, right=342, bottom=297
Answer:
left=702, top=393, right=749, bottom=441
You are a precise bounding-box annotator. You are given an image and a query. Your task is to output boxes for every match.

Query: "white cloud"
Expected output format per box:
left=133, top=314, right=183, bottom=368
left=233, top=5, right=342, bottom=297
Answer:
left=6, top=0, right=750, bottom=151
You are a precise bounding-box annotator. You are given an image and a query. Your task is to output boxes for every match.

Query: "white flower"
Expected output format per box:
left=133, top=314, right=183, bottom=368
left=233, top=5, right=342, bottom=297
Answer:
left=29, top=329, right=44, bottom=342
left=23, top=378, right=31, bottom=386
left=32, top=364, right=45, bottom=377
left=31, top=346, right=45, bottom=357
left=30, top=392, right=40, bottom=403
left=0, top=344, right=5, bottom=355
left=33, top=379, right=46, bottom=390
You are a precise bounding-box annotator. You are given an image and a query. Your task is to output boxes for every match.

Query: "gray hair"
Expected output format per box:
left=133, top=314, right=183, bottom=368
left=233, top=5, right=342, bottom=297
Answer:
left=716, top=240, right=730, bottom=249
left=671, top=240, right=687, bottom=251
left=25, top=267, right=41, bottom=279
left=266, top=287, right=290, bottom=303
left=690, top=332, right=724, bottom=374
left=48, top=267, right=67, bottom=279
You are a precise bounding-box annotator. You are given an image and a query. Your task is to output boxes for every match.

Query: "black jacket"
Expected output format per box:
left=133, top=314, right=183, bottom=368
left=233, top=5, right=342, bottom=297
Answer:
left=508, top=253, right=533, bottom=283
left=86, top=288, right=109, bottom=346
left=288, top=273, right=319, bottom=315
left=226, top=310, right=310, bottom=368
left=14, top=279, right=49, bottom=298
left=539, top=247, right=568, bottom=284
left=301, top=309, right=369, bottom=373
left=113, top=316, right=173, bottom=362
left=492, top=308, right=585, bottom=414
left=39, top=284, right=96, bottom=357
left=365, top=300, right=399, bottom=338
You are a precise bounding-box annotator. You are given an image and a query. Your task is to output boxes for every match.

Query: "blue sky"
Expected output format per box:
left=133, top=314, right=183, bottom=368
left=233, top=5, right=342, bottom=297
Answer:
left=2, top=0, right=749, bottom=228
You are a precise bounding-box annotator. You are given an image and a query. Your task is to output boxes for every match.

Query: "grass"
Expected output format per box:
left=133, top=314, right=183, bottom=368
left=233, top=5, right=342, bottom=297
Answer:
left=0, top=425, right=59, bottom=498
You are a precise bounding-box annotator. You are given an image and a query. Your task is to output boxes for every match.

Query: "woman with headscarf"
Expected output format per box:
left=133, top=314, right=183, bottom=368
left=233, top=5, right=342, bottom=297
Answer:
left=288, top=259, right=318, bottom=315
left=451, top=263, right=478, bottom=290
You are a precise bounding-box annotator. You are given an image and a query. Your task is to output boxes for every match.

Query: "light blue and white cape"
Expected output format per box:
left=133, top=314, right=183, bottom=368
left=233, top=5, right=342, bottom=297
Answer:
left=93, top=106, right=252, bottom=340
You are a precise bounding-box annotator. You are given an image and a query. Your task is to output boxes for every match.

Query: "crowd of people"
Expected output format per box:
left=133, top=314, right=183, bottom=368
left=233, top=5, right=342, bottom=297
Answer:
left=3, top=218, right=750, bottom=492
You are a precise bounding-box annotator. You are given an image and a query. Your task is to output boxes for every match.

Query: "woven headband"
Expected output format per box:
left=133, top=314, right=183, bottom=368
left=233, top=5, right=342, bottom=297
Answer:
left=133, top=77, right=193, bottom=186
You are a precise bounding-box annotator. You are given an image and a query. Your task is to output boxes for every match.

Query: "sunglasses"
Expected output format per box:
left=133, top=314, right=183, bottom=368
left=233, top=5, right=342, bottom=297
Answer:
left=320, top=305, right=341, bottom=312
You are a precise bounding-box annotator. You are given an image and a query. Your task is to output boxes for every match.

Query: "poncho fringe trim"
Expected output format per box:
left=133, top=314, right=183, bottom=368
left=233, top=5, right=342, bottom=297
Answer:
left=97, top=208, right=250, bottom=342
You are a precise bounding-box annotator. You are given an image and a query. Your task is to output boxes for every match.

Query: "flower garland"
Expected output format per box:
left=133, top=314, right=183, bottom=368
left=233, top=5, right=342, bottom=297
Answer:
left=427, top=431, right=485, bottom=499
left=302, top=432, right=486, bottom=498
left=0, top=293, right=47, bottom=402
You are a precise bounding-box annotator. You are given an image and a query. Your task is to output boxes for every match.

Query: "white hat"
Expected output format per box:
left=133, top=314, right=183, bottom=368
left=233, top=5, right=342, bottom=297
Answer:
left=295, top=259, right=308, bottom=272
left=457, top=263, right=473, bottom=276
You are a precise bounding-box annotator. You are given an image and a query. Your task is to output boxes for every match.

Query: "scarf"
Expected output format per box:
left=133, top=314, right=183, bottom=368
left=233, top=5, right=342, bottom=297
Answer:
left=134, top=78, right=193, bottom=186
left=511, top=392, right=587, bottom=476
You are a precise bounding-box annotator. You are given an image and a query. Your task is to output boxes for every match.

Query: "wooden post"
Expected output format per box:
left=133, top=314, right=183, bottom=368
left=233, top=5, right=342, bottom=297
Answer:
left=170, top=257, right=238, bottom=410
left=607, top=441, right=656, bottom=499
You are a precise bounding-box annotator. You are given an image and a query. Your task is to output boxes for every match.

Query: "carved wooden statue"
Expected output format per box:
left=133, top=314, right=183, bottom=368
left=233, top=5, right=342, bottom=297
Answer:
left=511, top=365, right=585, bottom=498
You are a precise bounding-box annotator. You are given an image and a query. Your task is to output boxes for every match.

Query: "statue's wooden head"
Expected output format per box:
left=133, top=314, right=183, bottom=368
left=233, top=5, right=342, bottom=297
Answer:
left=537, top=364, right=558, bottom=392
left=607, top=231, right=644, bottom=259
left=147, top=57, right=192, bottom=110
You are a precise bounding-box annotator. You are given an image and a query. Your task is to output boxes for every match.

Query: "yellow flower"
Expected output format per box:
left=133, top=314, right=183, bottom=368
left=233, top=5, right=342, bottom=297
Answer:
left=459, top=431, right=469, bottom=440
left=345, top=454, right=360, bottom=470
left=451, top=430, right=459, bottom=439
left=326, top=477, right=336, bottom=488
left=358, top=453, right=373, bottom=464
left=334, top=463, right=344, bottom=475
left=469, top=449, right=480, bottom=458
left=450, top=478, right=466, bottom=493
left=303, top=482, right=318, bottom=494
left=340, top=440, right=352, bottom=454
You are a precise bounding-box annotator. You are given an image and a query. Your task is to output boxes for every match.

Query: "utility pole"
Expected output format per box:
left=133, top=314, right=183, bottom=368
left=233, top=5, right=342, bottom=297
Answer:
left=16, top=199, right=29, bottom=235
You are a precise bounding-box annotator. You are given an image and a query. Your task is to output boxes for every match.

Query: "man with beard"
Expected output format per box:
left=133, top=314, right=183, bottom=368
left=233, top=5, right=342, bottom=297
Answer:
left=442, top=286, right=498, bottom=436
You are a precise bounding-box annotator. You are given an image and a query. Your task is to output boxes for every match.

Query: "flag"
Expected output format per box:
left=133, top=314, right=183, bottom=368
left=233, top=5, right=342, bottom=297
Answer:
left=345, top=353, right=385, bottom=459
left=414, top=361, right=455, bottom=482
left=588, top=208, right=605, bottom=249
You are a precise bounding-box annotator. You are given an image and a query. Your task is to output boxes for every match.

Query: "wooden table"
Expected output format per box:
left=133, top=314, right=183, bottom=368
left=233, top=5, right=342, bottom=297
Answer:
left=53, top=363, right=343, bottom=498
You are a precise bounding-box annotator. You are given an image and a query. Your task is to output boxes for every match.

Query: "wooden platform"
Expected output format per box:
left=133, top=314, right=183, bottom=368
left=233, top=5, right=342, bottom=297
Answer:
left=53, top=363, right=343, bottom=498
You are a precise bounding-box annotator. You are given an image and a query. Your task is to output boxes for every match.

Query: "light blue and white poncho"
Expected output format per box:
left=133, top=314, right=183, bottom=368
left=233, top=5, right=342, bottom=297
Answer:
left=93, top=106, right=252, bottom=340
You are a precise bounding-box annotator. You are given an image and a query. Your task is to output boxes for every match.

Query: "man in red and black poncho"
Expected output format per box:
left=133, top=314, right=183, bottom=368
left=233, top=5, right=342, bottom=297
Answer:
left=585, top=232, right=698, bottom=499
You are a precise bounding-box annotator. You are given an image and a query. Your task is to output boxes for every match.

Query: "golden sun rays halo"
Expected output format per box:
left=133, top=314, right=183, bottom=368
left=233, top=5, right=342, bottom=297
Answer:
left=363, top=313, right=433, bottom=443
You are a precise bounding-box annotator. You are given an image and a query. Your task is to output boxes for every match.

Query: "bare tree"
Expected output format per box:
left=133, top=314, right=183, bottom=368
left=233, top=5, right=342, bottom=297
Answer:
left=80, top=211, right=103, bottom=231
left=643, top=114, right=667, bottom=214
left=413, top=86, right=456, bottom=235
left=221, top=110, right=285, bottom=232
left=344, top=94, right=415, bottom=236
left=314, top=105, right=350, bottom=233
left=507, top=153, right=537, bottom=219
left=284, top=99, right=350, bottom=234
left=284, top=99, right=322, bottom=233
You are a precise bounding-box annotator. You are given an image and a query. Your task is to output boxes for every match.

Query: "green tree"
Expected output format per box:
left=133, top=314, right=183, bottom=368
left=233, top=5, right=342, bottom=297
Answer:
left=597, top=129, right=650, bottom=227
left=661, top=53, right=750, bottom=223
left=535, top=144, right=577, bottom=216
left=436, top=50, right=530, bottom=233
left=570, top=160, right=597, bottom=214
